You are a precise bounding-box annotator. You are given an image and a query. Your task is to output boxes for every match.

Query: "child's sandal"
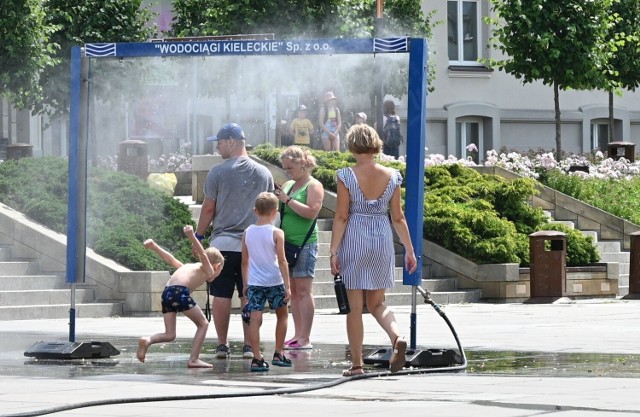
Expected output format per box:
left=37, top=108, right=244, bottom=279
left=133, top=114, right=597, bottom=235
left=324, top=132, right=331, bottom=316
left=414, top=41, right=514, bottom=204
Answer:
left=342, top=365, right=364, bottom=377
left=250, top=357, right=270, bottom=372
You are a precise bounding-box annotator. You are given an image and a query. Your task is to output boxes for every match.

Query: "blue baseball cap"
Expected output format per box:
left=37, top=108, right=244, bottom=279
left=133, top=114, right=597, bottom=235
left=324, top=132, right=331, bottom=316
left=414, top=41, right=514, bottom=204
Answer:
left=207, top=123, right=245, bottom=141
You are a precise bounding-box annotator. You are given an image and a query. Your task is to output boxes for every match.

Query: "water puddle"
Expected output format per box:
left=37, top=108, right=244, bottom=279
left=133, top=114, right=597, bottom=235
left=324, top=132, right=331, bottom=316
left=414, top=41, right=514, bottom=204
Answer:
left=3, top=333, right=639, bottom=383
left=466, top=350, right=640, bottom=378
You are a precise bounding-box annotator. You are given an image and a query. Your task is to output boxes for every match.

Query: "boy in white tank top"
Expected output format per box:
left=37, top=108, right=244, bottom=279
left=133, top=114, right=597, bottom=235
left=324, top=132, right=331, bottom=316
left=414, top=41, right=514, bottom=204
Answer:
left=242, top=192, right=292, bottom=371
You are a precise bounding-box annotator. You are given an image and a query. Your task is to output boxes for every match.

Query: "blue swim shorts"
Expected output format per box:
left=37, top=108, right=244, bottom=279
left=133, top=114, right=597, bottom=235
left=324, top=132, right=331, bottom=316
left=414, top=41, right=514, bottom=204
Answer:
left=161, top=285, right=196, bottom=313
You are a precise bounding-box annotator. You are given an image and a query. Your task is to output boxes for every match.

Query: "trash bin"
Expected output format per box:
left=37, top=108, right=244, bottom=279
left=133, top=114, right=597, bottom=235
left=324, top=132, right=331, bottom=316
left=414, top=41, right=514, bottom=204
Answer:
left=6, top=143, right=34, bottom=160
left=607, top=141, right=635, bottom=162
left=117, top=139, right=148, bottom=179
left=529, top=230, right=567, bottom=298
left=628, top=231, right=640, bottom=296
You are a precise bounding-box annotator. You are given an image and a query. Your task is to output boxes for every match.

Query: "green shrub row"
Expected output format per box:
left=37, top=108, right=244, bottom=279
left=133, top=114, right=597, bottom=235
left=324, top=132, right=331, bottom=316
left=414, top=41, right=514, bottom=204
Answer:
left=0, top=157, right=196, bottom=271
left=253, top=145, right=599, bottom=266
left=0, top=150, right=601, bottom=270
left=543, top=170, right=640, bottom=225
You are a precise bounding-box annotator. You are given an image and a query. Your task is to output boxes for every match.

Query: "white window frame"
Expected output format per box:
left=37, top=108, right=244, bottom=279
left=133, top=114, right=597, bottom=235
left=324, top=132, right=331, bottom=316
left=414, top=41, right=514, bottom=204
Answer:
left=457, top=117, right=483, bottom=163
left=448, top=0, right=483, bottom=66
left=590, top=121, right=610, bottom=152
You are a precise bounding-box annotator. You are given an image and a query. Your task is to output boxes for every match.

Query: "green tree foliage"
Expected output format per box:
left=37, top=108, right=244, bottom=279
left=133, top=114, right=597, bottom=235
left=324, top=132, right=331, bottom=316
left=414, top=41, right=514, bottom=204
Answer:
left=169, top=0, right=433, bottom=40
left=486, top=0, right=615, bottom=161
left=0, top=0, right=59, bottom=108
left=169, top=0, right=436, bottom=100
left=603, top=0, right=640, bottom=140
left=35, top=0, right=156, bottom=116
left=170, top=0, right=340, bottom=38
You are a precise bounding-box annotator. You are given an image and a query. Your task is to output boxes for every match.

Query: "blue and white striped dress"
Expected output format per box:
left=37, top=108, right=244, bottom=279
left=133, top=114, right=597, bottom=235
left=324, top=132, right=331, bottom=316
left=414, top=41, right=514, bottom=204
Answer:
left=336, top=167, right=402, bottom=290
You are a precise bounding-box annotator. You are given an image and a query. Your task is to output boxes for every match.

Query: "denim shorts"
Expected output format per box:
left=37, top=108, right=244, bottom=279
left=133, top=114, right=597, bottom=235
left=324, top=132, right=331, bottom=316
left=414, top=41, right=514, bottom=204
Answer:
left=290, top=242, right=318, bottom=278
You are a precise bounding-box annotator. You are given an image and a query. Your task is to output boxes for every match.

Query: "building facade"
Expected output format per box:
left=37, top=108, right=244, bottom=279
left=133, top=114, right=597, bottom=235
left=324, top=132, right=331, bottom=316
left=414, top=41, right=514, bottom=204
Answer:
left=2, top=0, right=639, bottom=162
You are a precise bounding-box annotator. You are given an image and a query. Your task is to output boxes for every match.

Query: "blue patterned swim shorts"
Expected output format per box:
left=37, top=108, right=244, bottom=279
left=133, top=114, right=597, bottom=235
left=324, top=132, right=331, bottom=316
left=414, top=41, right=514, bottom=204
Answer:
left=161, top=285, right=196, bottom=313
left=246, top=284, right=287, bottom=312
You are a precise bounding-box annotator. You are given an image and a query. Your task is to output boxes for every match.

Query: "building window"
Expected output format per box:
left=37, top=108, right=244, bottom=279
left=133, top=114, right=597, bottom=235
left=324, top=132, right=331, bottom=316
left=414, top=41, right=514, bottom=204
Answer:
left=448, top=0, right=481, bottom=65
left=456, top=118, right=482, bottom=164
left=591, top=122, right=609, bottom=152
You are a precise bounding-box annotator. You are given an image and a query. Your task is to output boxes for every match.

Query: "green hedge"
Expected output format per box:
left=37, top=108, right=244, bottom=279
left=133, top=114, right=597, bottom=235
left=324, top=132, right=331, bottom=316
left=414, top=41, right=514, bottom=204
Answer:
left=0, top=150, right=600, bottom=269
left=253, top=145, right=599, bottom=266
left=0, top=157, right=196, bottom=271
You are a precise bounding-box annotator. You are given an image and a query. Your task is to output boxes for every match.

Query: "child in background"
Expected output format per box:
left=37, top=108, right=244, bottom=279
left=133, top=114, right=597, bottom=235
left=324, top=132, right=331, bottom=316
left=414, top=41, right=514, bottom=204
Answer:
left=242, top=191, right=292, bottom=371
left=319, top=91, right=342, bottom=151
left=137, top=225, right=224, bottom=368
left=289, top=104, right=314, bottom=146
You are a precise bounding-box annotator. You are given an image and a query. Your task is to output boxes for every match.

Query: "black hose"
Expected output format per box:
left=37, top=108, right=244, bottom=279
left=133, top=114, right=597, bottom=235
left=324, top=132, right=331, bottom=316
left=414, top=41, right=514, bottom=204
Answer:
left=2, top=301, right=466, bottom=417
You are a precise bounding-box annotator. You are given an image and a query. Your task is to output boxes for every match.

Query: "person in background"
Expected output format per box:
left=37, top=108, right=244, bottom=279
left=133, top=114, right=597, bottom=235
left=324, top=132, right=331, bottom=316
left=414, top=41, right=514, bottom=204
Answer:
left=196, top=123, right=274, bottom=360
left=137, top=225, right=224, bottom=368
left=242, top=192, right=292, bottom=371
left=329, top=124, right=417, bottom=376
left=289, top=105, right=315, bottom=146
left=382, top=100, right=401, bottom=159
left=318, top=91, right=342, bottom=151
left=276, top=146, right=324, bottom=350
left=355, top=112, right=367, bottom=125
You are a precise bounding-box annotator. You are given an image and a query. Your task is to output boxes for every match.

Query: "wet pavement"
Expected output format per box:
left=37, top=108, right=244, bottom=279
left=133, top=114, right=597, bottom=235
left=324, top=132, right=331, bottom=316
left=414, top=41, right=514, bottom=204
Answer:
left=1, top=299, right=640, bottom=416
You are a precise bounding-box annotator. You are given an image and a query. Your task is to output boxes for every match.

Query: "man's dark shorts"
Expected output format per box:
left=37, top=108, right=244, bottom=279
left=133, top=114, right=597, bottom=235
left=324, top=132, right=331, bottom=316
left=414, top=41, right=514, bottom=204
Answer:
left=161, top=285, right=196, bottom=313
left=209, top=251, right=244, bottom=299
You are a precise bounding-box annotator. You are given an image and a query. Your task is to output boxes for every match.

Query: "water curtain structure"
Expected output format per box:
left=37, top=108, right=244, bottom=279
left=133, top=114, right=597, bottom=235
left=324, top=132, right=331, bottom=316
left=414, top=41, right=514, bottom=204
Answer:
left=67, top=37, right=428, bottom=348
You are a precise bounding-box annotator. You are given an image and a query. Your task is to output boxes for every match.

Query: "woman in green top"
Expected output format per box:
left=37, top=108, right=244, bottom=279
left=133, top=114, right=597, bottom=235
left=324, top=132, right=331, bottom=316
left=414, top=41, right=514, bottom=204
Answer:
left=275, top=146, right=325, bottom=349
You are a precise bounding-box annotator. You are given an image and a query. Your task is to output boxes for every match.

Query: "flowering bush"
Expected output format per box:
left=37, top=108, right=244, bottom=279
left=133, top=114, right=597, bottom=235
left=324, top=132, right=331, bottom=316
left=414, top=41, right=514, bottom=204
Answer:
left=148, top=151, right=192, bottom=172
left=96, top=143, right=195, bottom=173
left=482, top=149, right=640, bottom=181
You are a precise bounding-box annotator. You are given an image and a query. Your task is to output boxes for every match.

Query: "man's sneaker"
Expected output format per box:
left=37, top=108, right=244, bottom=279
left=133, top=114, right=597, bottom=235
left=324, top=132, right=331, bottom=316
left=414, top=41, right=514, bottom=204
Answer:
left=272, top=352, right=292, bottom=367
left=242, top=344, right=254, bottom=359
left=215, top=344, right=230, bottom=359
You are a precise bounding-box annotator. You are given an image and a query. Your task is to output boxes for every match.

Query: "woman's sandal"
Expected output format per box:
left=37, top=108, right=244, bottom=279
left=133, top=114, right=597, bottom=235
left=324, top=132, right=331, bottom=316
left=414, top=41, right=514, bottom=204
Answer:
left=389, top=336, right=407, bottom=373
left=342, top=365, right=364, bottom=377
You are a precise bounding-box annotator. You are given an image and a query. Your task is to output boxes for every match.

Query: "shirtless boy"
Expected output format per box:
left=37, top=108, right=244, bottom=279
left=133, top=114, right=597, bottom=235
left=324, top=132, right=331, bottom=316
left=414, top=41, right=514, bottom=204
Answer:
left=137, top=225, right=224, bottom=368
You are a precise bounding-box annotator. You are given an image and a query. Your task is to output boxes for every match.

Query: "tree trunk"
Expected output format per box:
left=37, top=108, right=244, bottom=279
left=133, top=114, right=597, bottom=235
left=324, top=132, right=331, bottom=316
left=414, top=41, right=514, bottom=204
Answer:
left=609, top=90, right=615, bottom=142
left=554, top=82, right=562, bottom=162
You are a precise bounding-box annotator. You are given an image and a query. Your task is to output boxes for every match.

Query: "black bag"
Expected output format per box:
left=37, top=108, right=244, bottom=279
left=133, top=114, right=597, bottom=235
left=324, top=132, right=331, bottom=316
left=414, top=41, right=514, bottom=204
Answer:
left=284, top=241, right=302, bottom=268
left=383, top=115, right=403, bottom=147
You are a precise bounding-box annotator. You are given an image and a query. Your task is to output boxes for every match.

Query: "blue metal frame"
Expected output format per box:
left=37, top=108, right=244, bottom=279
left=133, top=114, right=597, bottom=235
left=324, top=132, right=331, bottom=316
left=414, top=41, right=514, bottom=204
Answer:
left=67, top=37, right=428, bottom=344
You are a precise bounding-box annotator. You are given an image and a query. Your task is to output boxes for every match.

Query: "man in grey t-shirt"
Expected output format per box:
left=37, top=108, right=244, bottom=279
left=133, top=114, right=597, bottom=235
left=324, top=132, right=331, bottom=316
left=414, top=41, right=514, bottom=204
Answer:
left=196, top=123, right=274, bottom=359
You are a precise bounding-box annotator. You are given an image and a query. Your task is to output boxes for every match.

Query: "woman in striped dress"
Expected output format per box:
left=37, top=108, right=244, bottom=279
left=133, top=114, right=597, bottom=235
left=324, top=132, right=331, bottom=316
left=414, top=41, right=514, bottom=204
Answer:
left=329, top=124, right=417, bottom=376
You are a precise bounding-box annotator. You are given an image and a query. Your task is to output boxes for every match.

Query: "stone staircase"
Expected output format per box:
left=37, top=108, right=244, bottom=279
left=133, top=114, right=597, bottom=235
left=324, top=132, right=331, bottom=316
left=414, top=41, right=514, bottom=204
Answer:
left=0, top=244, right=123, bottom=321
left=185, top=200, right=481, bottom=308
left=295, top=219, right=481, bottom=309
left=581, top=230, right=629, bottom=296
